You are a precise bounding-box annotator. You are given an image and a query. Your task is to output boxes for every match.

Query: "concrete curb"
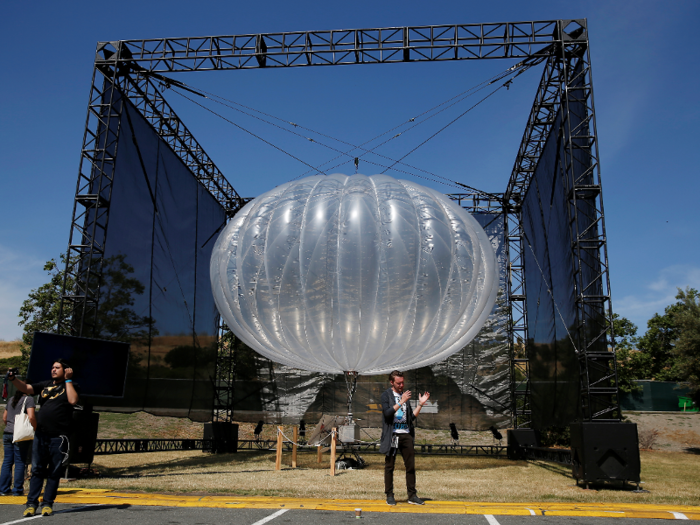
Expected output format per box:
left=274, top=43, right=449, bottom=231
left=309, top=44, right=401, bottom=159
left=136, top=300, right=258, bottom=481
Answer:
left=1, top=489, right=698, bottom=520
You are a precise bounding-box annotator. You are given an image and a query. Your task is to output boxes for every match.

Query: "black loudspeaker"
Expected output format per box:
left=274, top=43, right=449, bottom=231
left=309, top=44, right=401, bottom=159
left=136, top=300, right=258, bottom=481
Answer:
left=69, top=410, right=100, bottom=465
left=204, top=422, right=238, bottom=453
left=570, top=421, right=640, bottom=484
left=203, top=422, right=214, bottom=452
left=507, top=428, right=538, bottom=459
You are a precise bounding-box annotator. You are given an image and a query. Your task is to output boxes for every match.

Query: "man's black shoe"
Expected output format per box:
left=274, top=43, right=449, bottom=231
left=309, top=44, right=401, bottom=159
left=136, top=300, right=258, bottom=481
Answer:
left=386, top=494, right=396, bottom=506
left=407, top=495, right=425, bottom=505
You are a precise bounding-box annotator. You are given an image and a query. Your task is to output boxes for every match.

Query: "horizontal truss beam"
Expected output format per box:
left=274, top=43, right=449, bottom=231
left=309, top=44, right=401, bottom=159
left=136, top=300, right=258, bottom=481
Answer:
left=96, top=20, right=589, bottom=74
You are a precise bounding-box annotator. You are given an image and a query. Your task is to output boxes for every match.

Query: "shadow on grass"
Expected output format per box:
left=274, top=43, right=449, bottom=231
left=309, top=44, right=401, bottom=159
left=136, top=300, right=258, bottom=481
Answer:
left=529, top=460, right=573, bottom=479
left=90, top=451, right=525, bottom=480
left=576, top=480, right=647, bottom=493
left=531, top=462, right=647, bottom=493
left=99, top=469, right=295, bottom=479
left=93, top=451, right=273, bottom=478
left=684, top=447, right=700, bottom=455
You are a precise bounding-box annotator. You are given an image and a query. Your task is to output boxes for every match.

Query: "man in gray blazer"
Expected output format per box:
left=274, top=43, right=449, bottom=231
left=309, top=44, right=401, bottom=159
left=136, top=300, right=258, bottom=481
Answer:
left=380, top=370, right=430, bottom=506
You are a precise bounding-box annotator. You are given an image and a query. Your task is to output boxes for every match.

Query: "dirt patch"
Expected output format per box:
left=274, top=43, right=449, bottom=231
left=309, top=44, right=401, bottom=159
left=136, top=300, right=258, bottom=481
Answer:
left=623, top=412, right=700, bottom=452
left=97, top=414, right=502, bottom=447
left=98, top=412, right=205, bottom=440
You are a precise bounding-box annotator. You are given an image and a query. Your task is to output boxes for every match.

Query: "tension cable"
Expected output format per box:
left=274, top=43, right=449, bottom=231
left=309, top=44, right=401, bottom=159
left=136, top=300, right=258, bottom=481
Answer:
left=521, top=229, right=580, bottom=355
left=170, top=89, right=328, bottom=176
left=164, top=60, right=534, bottom=194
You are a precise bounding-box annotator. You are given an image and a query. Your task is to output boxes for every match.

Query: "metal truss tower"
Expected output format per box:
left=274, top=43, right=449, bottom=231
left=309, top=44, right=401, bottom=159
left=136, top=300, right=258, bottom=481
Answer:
left=59, top=19, right=618, bottom=427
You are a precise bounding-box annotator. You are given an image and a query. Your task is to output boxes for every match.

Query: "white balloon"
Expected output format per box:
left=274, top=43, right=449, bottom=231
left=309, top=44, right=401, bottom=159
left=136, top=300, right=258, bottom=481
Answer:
left=210, top=174, right=499, bottom=375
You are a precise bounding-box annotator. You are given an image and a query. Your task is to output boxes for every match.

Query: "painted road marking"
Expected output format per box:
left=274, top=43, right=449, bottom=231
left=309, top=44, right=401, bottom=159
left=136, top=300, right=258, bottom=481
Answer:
left=525, top=508, right=536, bottom=516
left=670, top=512, right=689, bottom=520
left=250, top=508, right=289, bottom=525
left=484, top=515, right=501, bottom=525
left=1, top=505, right=101, bottom=525
left=0, top=515, right=42, bottom=525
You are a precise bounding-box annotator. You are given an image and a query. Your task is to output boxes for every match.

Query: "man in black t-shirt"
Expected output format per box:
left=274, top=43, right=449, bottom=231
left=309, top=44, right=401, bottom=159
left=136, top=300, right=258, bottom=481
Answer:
left=8, top=359, right=79, bottom=517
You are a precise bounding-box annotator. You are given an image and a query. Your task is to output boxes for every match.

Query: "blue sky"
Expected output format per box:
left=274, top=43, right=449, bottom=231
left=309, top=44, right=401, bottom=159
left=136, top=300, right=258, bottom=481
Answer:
left=1, top=0, right=698, bottom=341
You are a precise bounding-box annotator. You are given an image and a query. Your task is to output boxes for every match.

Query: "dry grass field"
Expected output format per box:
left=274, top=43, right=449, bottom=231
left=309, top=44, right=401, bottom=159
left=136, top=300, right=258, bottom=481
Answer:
left=67, top=411, right=700, bottom=505
left=2, top=377, right=699, bottom=505
left=0, top=340, right=22, bottom=359
left=65, top=448, right=700, bottom=506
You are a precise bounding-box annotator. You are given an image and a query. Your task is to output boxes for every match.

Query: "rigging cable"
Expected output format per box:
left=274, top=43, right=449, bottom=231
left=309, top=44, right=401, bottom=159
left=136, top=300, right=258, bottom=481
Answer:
left=165, top=60, right=535, bottom=195
left=380, top=65, right=532, bottom=175
left=169, top=61, right=532, bottom=194
left=173, top=61, right=523, bottom=160
left=170, top=89, right=328, bottom=176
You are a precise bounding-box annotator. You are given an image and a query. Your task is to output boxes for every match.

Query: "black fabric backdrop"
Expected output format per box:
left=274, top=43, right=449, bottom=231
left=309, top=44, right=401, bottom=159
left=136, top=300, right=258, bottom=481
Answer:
left=521, top=62, right=603, bottom=428
left=86, top=92, right=225, bottom=421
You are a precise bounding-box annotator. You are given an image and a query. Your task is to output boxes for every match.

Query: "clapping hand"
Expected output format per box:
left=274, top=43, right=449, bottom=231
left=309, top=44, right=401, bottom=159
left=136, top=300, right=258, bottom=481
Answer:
left=418, top=391, right=430, bottom=406
left=400, top=390, right=412, bottom=404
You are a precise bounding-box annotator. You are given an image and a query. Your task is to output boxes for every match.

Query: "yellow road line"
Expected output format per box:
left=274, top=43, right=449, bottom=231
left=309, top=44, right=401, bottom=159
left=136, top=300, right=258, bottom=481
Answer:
left=0, top=489, right=698, bottom=520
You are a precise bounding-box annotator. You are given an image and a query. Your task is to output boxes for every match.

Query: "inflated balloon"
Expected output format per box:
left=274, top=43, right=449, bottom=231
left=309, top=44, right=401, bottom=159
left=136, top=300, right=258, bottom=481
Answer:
left=210, top=174, right=498, bottom=375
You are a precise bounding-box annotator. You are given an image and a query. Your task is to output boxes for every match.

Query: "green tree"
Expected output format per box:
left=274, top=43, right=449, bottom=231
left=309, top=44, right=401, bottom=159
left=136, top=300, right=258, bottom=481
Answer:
left=17, top=255, right=74, bottom=373
left=671, top=287, right=700, bottom=401
left=17, top=253, right=156, bottom=373
left=609, top=313, right=645, bottom=393
left=637, top=296, right=687, bottom=382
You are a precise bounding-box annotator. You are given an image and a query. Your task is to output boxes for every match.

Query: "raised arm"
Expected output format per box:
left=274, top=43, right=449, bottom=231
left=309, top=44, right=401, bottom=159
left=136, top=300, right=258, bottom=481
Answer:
left=382, top=390, right=412, bottom=418
left=64, top=367, right=79, bottom=405
left=412, top=391, right=430, bottom=417
left=7, top=370, right=34, bottom=395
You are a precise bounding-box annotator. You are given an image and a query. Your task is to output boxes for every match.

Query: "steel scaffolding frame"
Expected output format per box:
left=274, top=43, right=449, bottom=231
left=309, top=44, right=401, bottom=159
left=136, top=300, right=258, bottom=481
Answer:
left=505, top=211, right=531, bottom=428
left=447, top=193, right=530, bottom=428
left=59, top=18, right=617, bottom=429
left=58, top=56, right=248, bottom=338
left=504, top=22, right=619, bottom=422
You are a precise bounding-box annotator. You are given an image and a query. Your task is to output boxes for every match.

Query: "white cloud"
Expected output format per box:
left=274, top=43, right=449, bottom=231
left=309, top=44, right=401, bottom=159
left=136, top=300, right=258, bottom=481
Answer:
left=614, top=265, right=700, bottom=332
left=0, top=245, right=47, bottom=341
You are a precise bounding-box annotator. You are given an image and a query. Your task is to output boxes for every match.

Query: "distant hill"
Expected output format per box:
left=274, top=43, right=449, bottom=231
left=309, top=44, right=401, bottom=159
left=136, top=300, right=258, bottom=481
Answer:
left=0, top=340, right=23, bottom=373
left=0, top=340, right=21, bottom=359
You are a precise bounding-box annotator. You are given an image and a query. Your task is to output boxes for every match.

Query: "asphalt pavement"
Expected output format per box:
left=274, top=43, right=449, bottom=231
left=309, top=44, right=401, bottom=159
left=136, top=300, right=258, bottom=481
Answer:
left=0, top=490, right=698, bottom=524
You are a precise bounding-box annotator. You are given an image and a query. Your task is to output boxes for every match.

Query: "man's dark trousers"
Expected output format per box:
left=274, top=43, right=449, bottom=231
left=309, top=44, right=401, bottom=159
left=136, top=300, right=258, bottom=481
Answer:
left=27, top=431, right=66, bottom=508
left=384, top=434, right=416, bottom=498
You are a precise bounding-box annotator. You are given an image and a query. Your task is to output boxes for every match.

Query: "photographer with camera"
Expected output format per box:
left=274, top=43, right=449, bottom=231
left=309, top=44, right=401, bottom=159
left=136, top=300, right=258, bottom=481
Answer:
left=1, top=368, right=36, bottom=497
left=380, top=370, right=430, bottom=506
left=7, top=359, right=79, bottom=517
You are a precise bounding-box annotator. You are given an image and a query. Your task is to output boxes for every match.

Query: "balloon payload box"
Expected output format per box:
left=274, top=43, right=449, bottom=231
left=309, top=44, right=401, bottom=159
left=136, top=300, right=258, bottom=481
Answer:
left=338, top=423, right=361, bottom=443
